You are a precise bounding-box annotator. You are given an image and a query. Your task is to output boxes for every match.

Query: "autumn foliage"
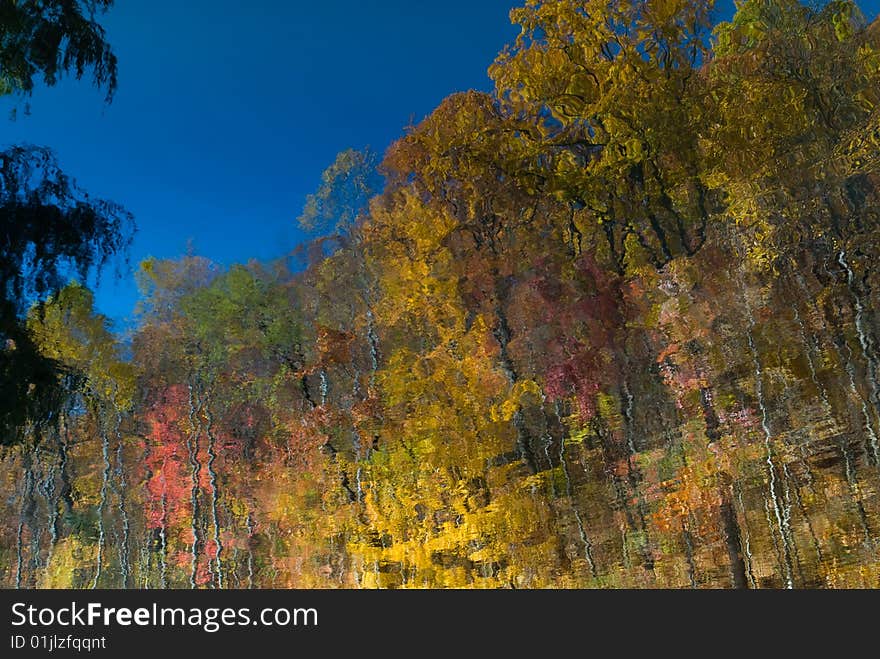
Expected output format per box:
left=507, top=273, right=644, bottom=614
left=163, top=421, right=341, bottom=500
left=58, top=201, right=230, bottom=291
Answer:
left=4, top=1, right=880, bottom=589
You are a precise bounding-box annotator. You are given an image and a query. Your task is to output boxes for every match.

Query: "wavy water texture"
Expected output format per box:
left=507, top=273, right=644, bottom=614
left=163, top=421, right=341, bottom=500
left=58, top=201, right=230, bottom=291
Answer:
left=3, top=0, right=880, bottom=588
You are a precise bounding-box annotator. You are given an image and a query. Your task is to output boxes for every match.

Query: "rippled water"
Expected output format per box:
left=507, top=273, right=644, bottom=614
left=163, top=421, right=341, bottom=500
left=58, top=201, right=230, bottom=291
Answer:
left=3, top=238, right=880, bottom=589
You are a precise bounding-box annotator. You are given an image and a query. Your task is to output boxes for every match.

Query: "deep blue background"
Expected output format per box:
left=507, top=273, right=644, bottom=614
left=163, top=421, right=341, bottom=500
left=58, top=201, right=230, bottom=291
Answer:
left=0, top=0, right=877, bottom=328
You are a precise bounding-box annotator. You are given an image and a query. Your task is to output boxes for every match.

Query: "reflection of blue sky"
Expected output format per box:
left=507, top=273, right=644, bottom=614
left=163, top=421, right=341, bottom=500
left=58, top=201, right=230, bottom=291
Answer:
left=1, top=0, right=877, bottom=330
left=0, top=0, right=519, bottom=328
